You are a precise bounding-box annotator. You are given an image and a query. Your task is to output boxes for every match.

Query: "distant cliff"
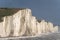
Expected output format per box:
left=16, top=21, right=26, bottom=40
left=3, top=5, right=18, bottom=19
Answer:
left=0, top=8, right=58, bottom=37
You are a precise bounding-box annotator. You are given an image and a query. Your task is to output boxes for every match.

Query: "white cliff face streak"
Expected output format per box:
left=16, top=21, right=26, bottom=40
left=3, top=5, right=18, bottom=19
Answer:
left=25, top=9, right=32, bottom=36
left=0, top=16, right=12, bottom=37
left=13, top=9, right=27, bottom=36
left=31, top=16, right=37, bottom=36
left=0, top=8, right=58, bottom=37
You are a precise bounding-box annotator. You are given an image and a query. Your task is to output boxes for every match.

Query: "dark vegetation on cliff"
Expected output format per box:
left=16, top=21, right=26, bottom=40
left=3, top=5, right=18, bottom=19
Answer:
left=0, top=8, right=21, bottom=22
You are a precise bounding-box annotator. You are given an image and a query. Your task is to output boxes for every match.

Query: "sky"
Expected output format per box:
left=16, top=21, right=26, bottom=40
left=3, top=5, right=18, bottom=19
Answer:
left=0, top=0, right=60, bottom=25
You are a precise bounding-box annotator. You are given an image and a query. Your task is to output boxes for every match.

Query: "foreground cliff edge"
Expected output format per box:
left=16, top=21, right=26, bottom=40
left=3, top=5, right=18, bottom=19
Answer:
left=0, top=8, right=58, bottom=37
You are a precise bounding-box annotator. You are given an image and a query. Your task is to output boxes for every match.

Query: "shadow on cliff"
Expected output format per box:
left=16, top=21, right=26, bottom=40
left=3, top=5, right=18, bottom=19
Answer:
left=0, top=8, right=24, bottom=22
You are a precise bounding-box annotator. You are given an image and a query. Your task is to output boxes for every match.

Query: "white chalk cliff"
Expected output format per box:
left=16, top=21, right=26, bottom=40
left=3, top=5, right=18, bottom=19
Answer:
left=0, top=8, right=58, bottom=37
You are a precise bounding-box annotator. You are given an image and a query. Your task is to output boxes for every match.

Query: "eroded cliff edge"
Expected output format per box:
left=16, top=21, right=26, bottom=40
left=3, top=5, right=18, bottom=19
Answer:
left=0, top=8, right=58, bottom=37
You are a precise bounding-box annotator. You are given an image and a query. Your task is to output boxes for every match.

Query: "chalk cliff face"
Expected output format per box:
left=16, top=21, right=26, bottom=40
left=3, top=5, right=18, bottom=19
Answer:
left=0, top=8, right=58, bottom=37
